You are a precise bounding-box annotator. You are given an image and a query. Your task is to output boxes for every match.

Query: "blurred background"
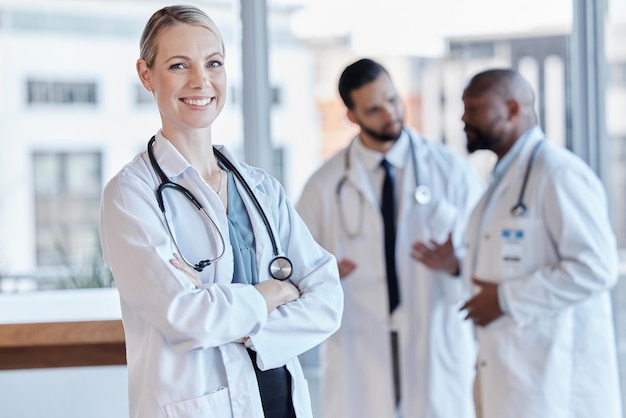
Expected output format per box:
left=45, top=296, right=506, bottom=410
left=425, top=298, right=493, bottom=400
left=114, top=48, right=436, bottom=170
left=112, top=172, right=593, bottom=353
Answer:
left=0, top=0, right=625, bottom=416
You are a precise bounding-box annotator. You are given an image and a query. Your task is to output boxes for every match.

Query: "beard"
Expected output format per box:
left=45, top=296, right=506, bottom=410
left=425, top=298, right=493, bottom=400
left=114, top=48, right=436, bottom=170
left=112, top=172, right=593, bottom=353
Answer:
left=360, top=121, right=404, bottom=143
left=464, top=119, right=502, bottom=153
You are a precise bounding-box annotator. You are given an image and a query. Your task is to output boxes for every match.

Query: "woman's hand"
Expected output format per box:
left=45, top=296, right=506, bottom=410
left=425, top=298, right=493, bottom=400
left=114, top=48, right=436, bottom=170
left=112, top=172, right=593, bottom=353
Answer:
left=170, top=253, right=201, bottom=287
left=254, top=280, right=301, bottom=314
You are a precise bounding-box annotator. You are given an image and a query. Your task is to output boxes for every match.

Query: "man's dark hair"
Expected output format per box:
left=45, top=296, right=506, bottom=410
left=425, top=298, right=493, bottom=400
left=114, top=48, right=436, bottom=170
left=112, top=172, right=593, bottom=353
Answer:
left=338, top=58, right=389, bottom=109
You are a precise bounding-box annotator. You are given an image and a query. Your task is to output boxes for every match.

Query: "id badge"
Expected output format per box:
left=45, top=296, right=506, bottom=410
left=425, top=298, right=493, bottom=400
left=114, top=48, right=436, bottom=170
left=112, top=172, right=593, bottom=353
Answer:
left=501, top=228, right=524, bottom=274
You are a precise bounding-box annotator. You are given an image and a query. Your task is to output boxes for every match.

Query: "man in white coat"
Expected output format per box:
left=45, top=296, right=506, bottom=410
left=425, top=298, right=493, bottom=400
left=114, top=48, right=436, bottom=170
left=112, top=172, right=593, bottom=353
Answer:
left=460, top=68, right=622, bottom=418
left=297, top=58, right=483, bottom=418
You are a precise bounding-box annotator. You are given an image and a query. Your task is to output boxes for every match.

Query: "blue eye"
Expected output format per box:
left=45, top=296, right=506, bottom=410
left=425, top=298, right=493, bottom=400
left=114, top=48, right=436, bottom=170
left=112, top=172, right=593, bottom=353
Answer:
left=208, top=60, right=223, bottom=68
left=170, top=63, right=186, bottom=70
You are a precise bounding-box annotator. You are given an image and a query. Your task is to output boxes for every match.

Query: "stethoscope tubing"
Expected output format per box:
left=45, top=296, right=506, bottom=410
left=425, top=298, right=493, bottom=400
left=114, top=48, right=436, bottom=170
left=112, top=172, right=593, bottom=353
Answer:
left=510, top=140, right=544, bottom=217
left=340, top=129, right=430, bottom=203
left=335, top=129, right=431, bottom=237
left=147, top=137, right=292, bottom=280
left=213, top=148, right=280, bottom=256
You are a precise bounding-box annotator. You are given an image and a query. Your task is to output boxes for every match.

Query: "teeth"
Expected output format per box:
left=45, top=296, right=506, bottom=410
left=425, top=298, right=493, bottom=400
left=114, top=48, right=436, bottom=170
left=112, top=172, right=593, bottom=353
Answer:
left=183, top=98, right=211, bottom=106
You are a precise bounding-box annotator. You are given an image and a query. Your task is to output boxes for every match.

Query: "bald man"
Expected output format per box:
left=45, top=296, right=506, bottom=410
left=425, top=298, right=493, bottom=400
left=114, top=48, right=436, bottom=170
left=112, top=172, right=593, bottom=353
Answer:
left=459, top=68, right=622, bottom=418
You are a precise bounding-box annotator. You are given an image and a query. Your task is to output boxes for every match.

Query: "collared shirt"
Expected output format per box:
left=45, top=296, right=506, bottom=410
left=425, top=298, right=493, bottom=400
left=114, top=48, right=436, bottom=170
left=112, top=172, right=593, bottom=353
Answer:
left=352, top=130, right=412, bottom=328
left=353, top=130, right=411, bottom=217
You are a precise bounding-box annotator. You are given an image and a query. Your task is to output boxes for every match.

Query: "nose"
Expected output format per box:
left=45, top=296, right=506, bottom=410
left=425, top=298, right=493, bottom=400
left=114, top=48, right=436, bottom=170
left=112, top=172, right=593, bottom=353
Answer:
left=190, top=66, right=210, bottom=89
left=381, top=104, right=397, bottom=123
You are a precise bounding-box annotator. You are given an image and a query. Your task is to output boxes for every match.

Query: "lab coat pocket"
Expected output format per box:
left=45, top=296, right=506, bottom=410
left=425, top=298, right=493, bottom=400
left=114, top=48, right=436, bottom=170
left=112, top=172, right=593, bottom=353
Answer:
left=497, top=218, right=543, bottom=279
left=164, top=386, right=233, bottom=418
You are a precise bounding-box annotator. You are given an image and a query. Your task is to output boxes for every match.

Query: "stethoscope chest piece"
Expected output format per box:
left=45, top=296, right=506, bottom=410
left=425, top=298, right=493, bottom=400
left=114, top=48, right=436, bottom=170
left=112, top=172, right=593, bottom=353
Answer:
left=415, top=185, right=432, bottom=205
left=510, top=203, right=526, bottom=217
left=270, top=256, right=293, bottom=281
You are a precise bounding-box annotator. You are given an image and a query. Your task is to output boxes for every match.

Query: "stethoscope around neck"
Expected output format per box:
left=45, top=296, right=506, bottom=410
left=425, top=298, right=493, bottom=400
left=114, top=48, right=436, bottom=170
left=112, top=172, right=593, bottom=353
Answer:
left=510, top=140, right=544, bottom=217
left=147, top=136, right=293, bottom=281
left=336, top=129, right=432, bottom=237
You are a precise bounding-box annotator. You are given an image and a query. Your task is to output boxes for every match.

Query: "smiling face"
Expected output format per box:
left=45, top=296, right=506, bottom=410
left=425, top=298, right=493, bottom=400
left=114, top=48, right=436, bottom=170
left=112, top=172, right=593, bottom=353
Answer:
left=137, top=23, right=227, bottom=139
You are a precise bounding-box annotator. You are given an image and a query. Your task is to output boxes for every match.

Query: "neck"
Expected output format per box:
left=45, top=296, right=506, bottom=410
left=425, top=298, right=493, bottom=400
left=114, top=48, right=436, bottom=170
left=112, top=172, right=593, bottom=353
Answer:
left=160, top=128, right=221, bottom=176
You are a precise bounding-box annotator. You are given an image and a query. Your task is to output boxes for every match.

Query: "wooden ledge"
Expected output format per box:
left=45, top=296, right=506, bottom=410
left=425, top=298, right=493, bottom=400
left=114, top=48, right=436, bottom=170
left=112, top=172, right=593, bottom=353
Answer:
left=0, top=320, right=126, bottom=370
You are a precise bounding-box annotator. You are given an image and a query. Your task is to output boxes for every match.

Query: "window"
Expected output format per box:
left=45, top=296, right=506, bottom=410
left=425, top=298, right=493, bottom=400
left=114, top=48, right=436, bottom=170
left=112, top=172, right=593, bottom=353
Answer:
left=27, top=80, right=97, bottom=105
left=32, top=151, right=104, bottom=288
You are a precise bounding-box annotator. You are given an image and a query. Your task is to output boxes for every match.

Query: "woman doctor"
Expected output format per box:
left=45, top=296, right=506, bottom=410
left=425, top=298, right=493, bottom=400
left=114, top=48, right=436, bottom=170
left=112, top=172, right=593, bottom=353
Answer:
left=99, top=6, right=343, bottom=418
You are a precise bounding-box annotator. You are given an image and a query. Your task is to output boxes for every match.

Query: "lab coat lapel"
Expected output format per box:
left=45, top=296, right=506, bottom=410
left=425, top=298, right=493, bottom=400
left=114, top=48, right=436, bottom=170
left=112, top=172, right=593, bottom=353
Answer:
left=345, top=140, right=380, bottom=212
left=485, top=131, right=544, bottom=213
left=467, top=129, right=545, bottom=278
left=398, top=133, right=429, bottom=225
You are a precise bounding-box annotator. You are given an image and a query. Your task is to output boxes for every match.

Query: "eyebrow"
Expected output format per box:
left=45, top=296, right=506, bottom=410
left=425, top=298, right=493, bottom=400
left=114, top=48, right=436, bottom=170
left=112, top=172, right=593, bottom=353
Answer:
left=165, top=52, right=224, bottom=62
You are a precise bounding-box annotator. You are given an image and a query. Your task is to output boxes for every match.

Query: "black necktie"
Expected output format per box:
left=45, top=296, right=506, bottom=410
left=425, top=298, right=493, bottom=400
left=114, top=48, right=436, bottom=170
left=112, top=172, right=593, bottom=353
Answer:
left=381, top=159, right=399, bottom=313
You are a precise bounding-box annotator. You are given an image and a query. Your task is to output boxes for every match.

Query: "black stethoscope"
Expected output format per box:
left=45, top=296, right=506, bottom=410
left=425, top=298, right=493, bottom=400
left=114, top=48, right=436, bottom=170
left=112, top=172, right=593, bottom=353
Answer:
left=510, top=140, right=544, bottom=217
left=336, top=129, right=431, bottom=237
left=147, top=136, right=293, bottom=281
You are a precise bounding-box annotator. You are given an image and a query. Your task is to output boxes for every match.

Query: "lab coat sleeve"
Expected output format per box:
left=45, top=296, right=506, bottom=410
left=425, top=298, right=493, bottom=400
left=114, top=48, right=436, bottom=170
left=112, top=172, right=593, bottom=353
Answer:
left=99, top=169, right=268, bottom=353
left=248, top=180, right=343, bottom=370
left=500, top=160, right=618, bottom=325
left=432, top=149, right=484, bottom=304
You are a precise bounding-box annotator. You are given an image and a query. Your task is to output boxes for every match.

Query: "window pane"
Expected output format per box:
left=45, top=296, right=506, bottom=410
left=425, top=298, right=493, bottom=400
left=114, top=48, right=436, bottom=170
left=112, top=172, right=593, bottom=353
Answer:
left=66, top=152, right=101, bottom=195
left=32, top=151, right=102, bottom=274
left=33, top=153, right=61, bottom=194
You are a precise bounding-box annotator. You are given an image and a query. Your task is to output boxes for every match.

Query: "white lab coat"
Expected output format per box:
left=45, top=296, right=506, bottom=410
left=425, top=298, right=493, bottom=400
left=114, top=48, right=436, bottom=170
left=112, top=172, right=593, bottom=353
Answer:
left=297, top=129, right=483, bottom=418
left=463, top=127, right=622, bottom=418
left=99, top=132, right=343, bottom=418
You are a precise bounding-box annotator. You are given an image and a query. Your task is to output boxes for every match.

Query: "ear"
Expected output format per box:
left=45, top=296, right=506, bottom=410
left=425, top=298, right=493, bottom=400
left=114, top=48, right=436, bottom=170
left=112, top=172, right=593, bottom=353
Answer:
left=346, top=108, right=357, bottom=124
left=136, top=59, right=153, bottom=92
left=506, top=99, right=520, bottom=121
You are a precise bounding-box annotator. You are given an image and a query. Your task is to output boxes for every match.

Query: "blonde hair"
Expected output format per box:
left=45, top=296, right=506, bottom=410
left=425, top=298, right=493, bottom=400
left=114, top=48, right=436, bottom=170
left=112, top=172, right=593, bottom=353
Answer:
left=139, top=5, right=225, bottom=68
